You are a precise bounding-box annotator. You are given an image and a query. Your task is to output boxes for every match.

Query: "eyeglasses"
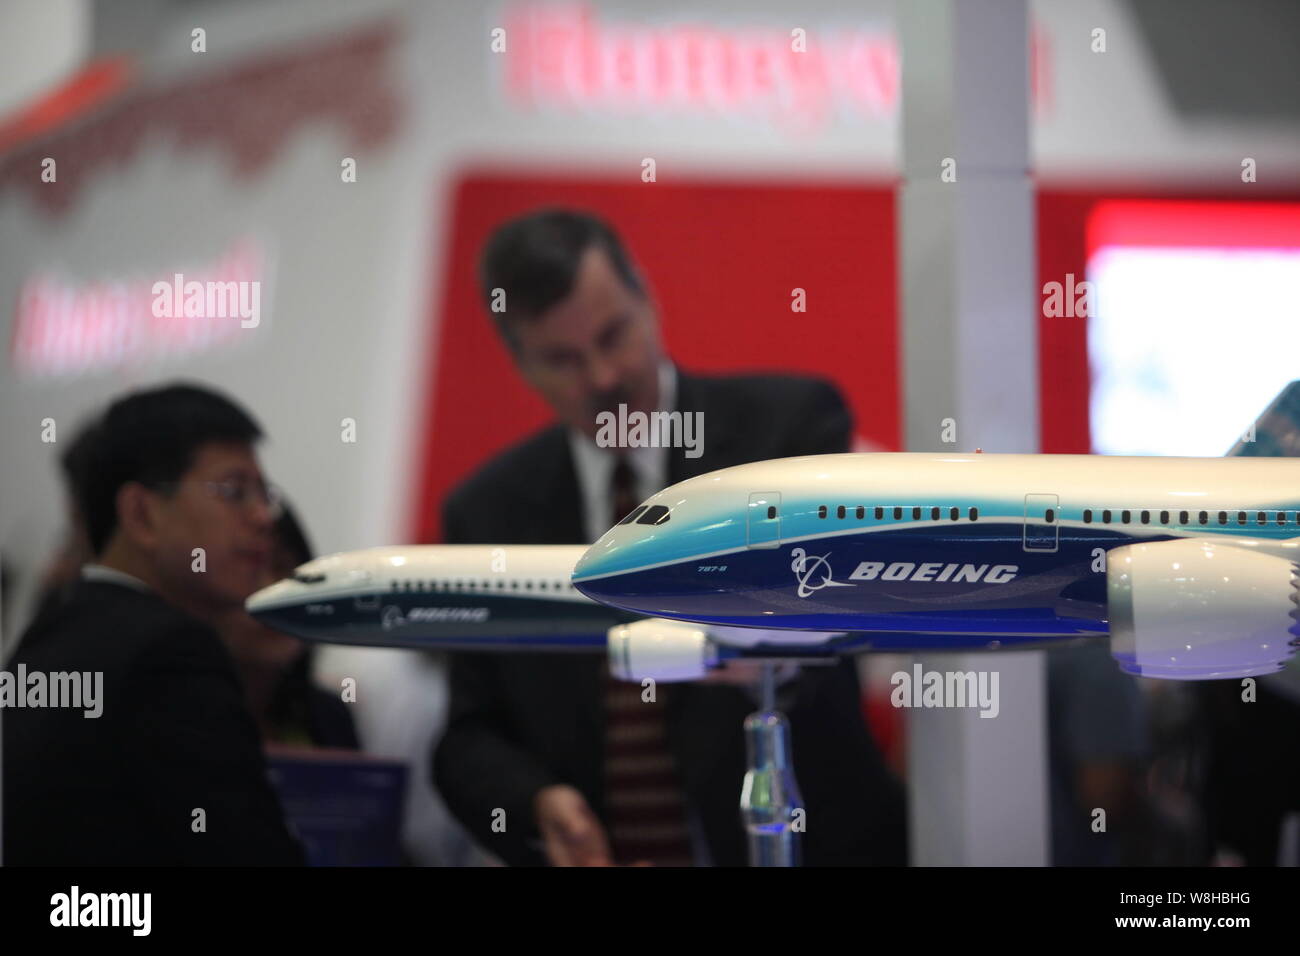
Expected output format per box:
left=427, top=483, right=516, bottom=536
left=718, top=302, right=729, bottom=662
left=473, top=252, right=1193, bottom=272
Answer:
left=151, top=478, right=283, bottom=519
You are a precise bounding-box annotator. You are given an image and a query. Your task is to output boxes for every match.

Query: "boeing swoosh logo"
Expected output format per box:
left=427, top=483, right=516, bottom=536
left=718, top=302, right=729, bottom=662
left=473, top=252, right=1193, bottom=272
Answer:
left=790, top=547, right=854, bottom=598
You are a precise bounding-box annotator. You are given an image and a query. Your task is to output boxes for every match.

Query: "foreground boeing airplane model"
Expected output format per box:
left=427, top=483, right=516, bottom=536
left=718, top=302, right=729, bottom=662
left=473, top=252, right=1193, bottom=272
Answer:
left=248, top=383, right=1300, bottom=681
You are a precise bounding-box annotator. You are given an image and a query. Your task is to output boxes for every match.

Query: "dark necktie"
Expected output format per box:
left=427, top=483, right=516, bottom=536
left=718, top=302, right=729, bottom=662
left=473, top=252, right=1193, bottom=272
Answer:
left=602, top=454, right=695, bottom=865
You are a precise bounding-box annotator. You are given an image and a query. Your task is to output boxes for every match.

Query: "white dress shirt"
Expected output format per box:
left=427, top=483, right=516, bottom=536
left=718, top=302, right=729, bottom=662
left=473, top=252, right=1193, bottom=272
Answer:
left=81, top=563, right=152, bottom=593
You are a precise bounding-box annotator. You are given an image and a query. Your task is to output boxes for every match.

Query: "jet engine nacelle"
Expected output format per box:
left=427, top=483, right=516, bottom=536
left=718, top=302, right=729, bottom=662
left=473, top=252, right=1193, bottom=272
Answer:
left=1107, top=538, right=1299, bottom=680
left=607, top=618, right=718, bottom=682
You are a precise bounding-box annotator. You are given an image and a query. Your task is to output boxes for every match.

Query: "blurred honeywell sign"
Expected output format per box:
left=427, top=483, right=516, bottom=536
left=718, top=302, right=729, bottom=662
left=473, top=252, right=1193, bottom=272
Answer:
left=496, top=0, right=897, bottom=135
left=10, top=238, right=270, bottom=379
left=492, top=2, right=1049, bottom=137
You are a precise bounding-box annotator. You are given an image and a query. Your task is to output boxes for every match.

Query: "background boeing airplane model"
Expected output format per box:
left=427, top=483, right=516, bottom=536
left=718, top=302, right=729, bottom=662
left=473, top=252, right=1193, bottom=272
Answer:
left=246, top=544, right=845, bottom=680
left=249, top=383, right=1300, bottom=682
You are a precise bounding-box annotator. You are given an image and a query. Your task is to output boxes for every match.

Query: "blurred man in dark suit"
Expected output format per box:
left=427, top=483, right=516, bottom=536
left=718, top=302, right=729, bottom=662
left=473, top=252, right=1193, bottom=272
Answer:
left=3, top=384, right=304, bottom=865
left=433, top=208, right=906, bottom=866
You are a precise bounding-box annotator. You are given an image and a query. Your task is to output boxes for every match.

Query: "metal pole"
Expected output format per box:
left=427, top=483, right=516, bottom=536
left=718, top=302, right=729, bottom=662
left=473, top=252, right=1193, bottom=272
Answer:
left=739, top=662, right=802, bottom=867
left=898, top=0, right=1049, bottom=866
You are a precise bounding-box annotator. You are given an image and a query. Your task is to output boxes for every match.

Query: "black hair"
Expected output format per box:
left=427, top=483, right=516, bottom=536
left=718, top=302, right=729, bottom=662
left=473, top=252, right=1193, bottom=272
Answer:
left=59, top=418, right=100, bottom=489
left=82, top=383, right=263, bottom=555
left=478, top=208, right=645, bottom=347
left=58, top=417, right=102, bottom=521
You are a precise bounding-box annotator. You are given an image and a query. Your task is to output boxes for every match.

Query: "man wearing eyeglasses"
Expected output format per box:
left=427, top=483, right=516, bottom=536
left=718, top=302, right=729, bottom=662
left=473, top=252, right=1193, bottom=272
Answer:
left=2, top=383, right=304, bottom=865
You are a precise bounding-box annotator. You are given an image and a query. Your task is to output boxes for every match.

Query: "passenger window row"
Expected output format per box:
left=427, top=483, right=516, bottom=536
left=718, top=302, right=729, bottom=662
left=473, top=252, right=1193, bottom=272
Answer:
left=806, top=505, right=1297, bottom=528
left=814, top=504, right=980, bottom=522
left=1082, top=508, right=1298, bottom=527
left=389, top=578, right=575, bottom=592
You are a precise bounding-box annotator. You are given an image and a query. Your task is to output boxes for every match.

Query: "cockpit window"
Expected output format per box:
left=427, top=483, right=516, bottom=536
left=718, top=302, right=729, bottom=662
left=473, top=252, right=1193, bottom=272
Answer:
left=292, top=571, right=326, bottom=583
left=617, top=505, right=648, bottom=525
left=637, top=505, right=671, bottom=525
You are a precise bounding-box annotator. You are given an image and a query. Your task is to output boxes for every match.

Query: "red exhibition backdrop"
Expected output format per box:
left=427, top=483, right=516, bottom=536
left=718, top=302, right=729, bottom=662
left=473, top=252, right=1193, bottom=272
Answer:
left=411, top=173, right=1300, bottom=543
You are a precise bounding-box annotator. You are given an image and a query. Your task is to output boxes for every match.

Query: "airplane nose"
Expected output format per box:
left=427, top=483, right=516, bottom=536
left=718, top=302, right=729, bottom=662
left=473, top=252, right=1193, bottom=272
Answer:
left=573, top=536, right=734, bottom=623
left=571, top=543, right=626, bottom=603
left=571, top=567, right=657, bottom=617
left=571, top=502, right=705, bottom=616
left=572, top=478, right=745, bottom=616
left=571, top=524, right=659, bottom=614
left=245, top=578, right=300, bottom=619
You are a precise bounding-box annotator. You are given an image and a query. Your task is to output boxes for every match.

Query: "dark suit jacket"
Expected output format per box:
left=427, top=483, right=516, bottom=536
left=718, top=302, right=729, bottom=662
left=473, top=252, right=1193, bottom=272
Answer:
left=2, top=579, right=305, bottom=865
left=432, top=370, right=907, bottom=866
left=1197, top=678, right=1300, bottom=865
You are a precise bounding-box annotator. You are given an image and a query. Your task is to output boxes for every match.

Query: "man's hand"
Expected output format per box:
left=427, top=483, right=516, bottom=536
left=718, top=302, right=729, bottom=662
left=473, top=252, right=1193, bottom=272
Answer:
left=534, top=784, right=615, bottom=866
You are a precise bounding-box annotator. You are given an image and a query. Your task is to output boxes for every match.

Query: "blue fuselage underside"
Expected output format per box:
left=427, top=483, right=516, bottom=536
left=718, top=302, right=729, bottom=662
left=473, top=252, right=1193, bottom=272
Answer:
left=582, top=523, right=1167, bottom=642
